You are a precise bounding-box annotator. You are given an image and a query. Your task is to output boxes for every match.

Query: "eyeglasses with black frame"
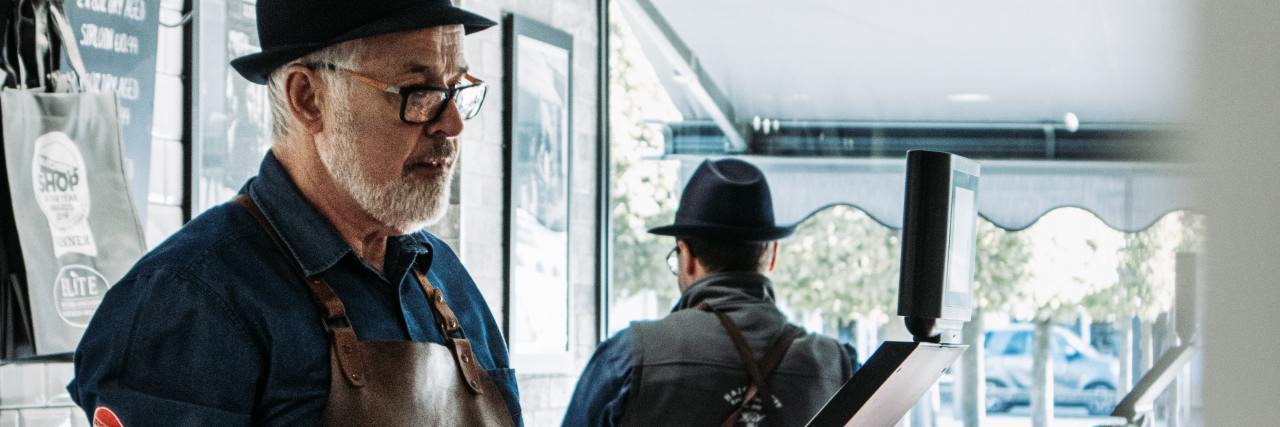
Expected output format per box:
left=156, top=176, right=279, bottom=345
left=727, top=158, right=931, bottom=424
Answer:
left=310, top=62, right=488, bottom=125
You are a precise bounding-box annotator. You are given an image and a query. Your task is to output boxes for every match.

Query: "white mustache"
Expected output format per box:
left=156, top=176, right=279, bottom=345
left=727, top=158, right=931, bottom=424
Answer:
left=411, top=158, right=452, bottom=168
left=407, top=140, right=457, bottom=169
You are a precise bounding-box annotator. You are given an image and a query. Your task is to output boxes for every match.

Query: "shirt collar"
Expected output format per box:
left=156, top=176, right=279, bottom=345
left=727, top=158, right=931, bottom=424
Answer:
left=244, top=151, right=432, bottom=277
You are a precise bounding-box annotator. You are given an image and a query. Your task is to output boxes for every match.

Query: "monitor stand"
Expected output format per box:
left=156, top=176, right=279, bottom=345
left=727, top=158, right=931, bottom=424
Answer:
left=806, top=341, right=967, bottom=426
left=1096, top=341, right=1198, bottom=427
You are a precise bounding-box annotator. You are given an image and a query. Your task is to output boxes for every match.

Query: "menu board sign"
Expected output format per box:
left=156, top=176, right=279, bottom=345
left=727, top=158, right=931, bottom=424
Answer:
left=64, top=0, right=161, bottom=223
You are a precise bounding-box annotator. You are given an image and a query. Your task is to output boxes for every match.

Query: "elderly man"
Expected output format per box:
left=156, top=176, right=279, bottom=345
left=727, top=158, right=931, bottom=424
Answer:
left=67, top=1, right=520, bottom=425
left=563, top=159, right=858, bottom=427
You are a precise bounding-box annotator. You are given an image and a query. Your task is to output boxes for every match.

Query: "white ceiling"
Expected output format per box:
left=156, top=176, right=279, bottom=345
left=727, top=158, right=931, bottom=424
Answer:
left=634, top=0, right=1194, bottom=125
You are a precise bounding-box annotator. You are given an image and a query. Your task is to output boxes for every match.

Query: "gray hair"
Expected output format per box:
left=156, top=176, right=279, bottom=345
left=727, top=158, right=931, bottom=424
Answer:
left=266, top=40, right=366, bottom=140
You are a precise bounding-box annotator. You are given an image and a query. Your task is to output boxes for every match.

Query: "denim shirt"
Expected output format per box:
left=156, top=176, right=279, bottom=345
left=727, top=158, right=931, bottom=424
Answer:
left=68, top=152, right=521, bottom=425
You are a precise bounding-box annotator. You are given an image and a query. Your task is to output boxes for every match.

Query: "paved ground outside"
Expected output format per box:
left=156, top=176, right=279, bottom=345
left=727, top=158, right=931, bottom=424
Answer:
left=937, top=406, right=1118, bottom=427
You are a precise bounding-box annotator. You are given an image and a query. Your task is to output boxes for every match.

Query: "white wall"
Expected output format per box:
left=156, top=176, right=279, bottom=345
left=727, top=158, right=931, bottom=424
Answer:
left=1197, top=1, right=1280, bottom=426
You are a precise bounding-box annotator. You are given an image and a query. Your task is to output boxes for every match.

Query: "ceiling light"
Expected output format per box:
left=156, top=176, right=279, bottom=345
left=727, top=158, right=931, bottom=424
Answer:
left=1064, top=112, right=1080, bottom=133
left=947, top=93, right=991, bottom=103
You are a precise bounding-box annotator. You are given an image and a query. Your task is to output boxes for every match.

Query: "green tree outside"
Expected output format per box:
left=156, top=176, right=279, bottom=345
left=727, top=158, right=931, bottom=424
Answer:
left=607, top=6, right=683, bottom=310
left=772, top=206, right=901, bottom=326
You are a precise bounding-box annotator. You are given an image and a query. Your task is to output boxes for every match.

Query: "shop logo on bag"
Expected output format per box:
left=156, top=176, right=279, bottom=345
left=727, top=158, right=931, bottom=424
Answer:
left=53, top=264, right=110, bottom=327
left=33, top=131, right=90, bottom=228
left=31, top=131, right=98, bottom=257
left=31, top=131, right=109, bottom=327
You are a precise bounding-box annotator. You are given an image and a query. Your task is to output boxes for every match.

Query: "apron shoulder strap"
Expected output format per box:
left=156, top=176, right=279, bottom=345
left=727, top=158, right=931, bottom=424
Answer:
left=232, top=194, right=368, bottom=387
left=697, top=302, right=802, bottom=427
left=412, top=268, right=489, bottom=395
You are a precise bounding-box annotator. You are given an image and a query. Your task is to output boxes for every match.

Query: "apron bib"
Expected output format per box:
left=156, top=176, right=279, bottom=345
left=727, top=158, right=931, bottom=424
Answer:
left=235, top=195, right=513, bottom=426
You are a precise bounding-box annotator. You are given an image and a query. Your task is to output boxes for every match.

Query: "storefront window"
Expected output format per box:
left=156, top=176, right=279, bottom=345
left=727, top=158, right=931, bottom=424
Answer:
left=604, top=0, right=1201, bottom=425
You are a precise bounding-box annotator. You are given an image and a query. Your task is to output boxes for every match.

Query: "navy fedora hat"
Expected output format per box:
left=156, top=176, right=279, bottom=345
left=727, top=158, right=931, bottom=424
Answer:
left=230, top=0, right=497, bottom=85
left=649, top=159, right=796, bottom=242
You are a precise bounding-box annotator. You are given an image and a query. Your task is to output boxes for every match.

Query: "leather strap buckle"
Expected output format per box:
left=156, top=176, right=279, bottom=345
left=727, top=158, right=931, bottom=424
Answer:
left=414, top=269, right=487, bottom=395
left=233, top=194, right=367, bottom=388
left=451, top=338, right=486, bottom=394
left=321, top=315, right=352, bottom=333
left=331, top=327, right=366, bottom=387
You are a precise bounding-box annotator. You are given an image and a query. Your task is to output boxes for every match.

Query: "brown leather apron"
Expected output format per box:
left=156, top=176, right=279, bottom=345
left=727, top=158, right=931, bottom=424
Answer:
left=235, top=195, right=514, bottom=427
left=695, top=302, right=800, bottom=427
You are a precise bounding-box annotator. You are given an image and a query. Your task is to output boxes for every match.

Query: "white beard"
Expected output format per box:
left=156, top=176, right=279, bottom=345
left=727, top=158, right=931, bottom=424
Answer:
left=318, top=105, right=454, bottom=232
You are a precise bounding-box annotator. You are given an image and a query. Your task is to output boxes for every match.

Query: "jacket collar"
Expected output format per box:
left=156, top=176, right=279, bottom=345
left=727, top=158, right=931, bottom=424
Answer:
left=672, top=272, right=777, bottom=312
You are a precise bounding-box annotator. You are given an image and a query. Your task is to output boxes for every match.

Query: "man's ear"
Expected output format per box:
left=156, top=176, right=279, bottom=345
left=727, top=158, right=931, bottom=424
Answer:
left=678, top=240, right=699, bottom=277
left=284, top=64, right=325, bottom=134
left=768, top=241, right=779, bottom=273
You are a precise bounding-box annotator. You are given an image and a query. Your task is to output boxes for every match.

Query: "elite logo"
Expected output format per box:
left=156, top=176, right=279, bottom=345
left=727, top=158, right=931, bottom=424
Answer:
left=53, top=264, right=110, bottom=327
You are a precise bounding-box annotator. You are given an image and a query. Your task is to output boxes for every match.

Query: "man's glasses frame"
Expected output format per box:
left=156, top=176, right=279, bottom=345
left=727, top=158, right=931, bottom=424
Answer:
left=309, top=62, right=488, bottom=125
left=666, top=246, right=681, bottom=276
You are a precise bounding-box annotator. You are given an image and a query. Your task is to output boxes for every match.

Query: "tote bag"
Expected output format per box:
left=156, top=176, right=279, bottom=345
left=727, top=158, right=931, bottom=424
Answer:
left=0, top=0, right=144, bottom=359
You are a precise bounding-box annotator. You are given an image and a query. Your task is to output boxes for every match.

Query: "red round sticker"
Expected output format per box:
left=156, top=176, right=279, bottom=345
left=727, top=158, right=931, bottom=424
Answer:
left=93, top=406, right=123, bottom=427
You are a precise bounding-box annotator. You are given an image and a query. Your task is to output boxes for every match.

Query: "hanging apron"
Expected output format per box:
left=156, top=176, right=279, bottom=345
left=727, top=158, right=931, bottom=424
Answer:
left=695, top=302, right=801, bottom=427
left=234, top=195, right=514, bottom=426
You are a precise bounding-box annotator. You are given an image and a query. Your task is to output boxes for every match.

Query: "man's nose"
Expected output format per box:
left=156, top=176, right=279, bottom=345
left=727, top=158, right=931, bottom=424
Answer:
left=426, top=101, right=465, bottom=138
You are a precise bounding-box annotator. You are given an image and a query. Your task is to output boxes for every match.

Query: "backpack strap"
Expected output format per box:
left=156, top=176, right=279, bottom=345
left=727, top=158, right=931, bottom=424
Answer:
left=697, top=302, right=802, bottom=427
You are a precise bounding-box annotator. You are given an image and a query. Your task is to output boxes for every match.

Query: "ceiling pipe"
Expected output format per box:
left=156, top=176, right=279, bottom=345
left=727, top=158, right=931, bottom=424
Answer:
left=660, top=120, right=1183, bottom=162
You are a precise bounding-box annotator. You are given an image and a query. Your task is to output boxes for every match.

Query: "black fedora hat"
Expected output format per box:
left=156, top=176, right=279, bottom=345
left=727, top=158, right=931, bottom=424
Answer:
left=649, top=159, right=796, bottom=242
left=230, top=0, right=497, bottom=85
